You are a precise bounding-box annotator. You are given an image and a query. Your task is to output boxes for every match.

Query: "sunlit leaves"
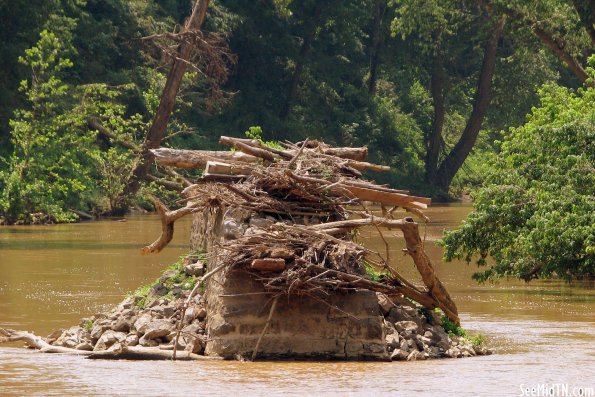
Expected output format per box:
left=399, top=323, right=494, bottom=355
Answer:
left=442, top=61, right=595, bottom=282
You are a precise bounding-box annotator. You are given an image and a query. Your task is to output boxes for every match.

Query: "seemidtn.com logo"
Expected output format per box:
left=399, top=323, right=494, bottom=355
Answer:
left=519, top=384, right=595, bottom=397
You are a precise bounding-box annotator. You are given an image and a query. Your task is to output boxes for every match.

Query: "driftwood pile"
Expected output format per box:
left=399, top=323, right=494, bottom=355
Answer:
left=0, top=137, right=461, bottom=362
left=144, top=136, right=459, bottom=327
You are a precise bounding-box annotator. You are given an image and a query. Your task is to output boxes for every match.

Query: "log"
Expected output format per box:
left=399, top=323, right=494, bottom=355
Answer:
left=205, top=160, right=254, bottom=176
left=219, top=136, right=388, bottom=172
left=87, top=345, right=221, bottom=361
left=201, top=173, right=246, bottom=182
left=222, top=137, right=293, bottom=159
left=311, top=217, right=408, bottom=231
left=286, top=171, right=428, bottom=210
left=141, top=199, right=197, bottom=254
left=342, top=180, right=409, bottom=194
left=151, top=148, right=259, bottom=169
left=399, top=218, right=460, bottom=325
left=68, top=208, right=95, bottom=221
left=299, top=140, right=369, bottom=161
left=341, top=159, right=390, bottom=173
left=0, top=329, right=221, bottom=361
left=251, top=258, right=286, bottom=272
left=341, top=184, right=430, bottom=209
left=219, top=136, right=277, bottom=162
left=152, top=144, right=389, bottom=173
left=324, top=147, right=368, bottom=161
left=0, top=328, right=91, bottom=355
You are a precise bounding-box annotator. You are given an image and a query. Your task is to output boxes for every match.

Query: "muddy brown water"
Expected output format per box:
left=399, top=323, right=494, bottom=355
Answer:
left=0, top=205, right=593, bottom=396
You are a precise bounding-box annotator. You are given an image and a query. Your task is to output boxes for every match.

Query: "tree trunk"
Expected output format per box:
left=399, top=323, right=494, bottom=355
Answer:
left=424, top=52, right=445, bottom=185
left=433, top=17, right=505, bottom=191
left=501, top=7, right=590, bottom=84
left=279, top=4, right=323, bottom=119
left=125, top=0, right=210, bottom=197
left=531, top=24, right=589, bottom=83
left=570, top=0, right=595, bottom=45
left=367, top=0, right=386, bottom=95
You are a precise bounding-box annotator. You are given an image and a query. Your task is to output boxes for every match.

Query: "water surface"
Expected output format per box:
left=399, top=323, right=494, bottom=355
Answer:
left=0, top=206, right=593, bottom=396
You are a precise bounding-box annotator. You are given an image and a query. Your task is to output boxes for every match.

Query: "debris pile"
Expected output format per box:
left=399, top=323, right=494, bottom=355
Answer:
left=1, top=137, right=493, bottom=360
left=147, top=136, right=459, bottom=325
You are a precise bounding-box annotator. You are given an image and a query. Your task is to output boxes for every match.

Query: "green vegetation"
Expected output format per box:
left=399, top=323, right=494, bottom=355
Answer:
left=82, top=318, right=93, bottom=332
left=128, top=254, right=206, bottom=308
left=244, top=126, right=283, bottom=150
left=442, top=61, right=595, bottom=282
left=441, top=314, right=485, bottom=346
left=441, top=314, right=467, bottom=337
left=0, top=29, right=143, bottom=224
left=0, top=0, right=592, bottom=284
left=364, top=262, right=387, bottom=282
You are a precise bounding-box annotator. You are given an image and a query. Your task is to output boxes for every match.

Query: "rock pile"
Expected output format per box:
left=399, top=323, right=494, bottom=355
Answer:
left=42, top=260, right=490, bottom=360
left=47, top=257, right=208, bottom=355
left=378, top=293, right=491, bottom=361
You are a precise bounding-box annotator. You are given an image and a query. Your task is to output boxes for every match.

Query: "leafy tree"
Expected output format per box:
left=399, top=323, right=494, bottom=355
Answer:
left=441, top=60, right=595, bottom=282
left=389, top=0, right=506, bottom=193
left=489, top=0, right=594, bottom=85
left=0, top=30, right=143, bottom=224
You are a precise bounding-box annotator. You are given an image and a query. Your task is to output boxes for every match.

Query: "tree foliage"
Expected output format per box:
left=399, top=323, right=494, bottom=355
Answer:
left=441, top=61, right=595, bottom=281
left=0, top=30, right=143, bottom=223
left=0, top=0, right=593, bottom=225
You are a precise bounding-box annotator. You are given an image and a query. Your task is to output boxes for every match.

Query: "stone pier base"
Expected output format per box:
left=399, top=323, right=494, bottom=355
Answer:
left=205, top=267, right=388, bottom=360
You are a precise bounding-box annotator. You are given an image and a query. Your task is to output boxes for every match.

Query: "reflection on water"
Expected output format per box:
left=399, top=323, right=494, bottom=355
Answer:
left=0, top=206, right=593, bottom=396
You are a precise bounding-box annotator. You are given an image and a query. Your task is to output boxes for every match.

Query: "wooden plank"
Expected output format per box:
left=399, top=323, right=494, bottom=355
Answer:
left=251, top=258, right=286, bottom=272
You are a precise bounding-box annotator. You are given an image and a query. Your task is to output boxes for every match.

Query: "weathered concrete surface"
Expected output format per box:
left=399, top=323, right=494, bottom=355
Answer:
left=204, top=267, right=388, bottom=360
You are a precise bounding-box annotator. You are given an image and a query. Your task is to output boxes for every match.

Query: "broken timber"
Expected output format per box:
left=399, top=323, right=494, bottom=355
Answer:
left=143, top=136, right=460, bottom=328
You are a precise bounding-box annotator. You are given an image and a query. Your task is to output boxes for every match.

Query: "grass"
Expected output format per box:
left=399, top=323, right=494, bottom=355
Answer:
left=127, top=252, right=207, bottom=309
left=441, top=314, right=467, bottom=337
left=364, top=262, right=387, bottom=282
left=83, top=319, right=93, bottom=332
left=441, top=313, right=486, bottom=346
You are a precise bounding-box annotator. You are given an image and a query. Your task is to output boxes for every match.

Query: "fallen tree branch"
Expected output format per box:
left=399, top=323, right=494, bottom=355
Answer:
left=298, top=140, right=369, bottom=161
left=163, top=167, right=193, bottom=188
left=285, top=171, right=428, bottom=210
left=69, top=208, right=95, bottom=221
left=151, top=148, right=259, bottom=169
left=141, top=199, right=198, bottom=254
left=172, top=261, right=229, bottom=360
left=311, top=216, right=459, bottom=324
left=251, top=296, right=279, bottom=361
left=311, top=217, right=408, bottom=231
left=0, top=328, right=91, bottom=355
left=88, top=345, right=221, bottom=361
left=147, top=173, right=184, bottom=191
left=88, top=117, right=140, bottom=151
left=219, top=136, right=277, bottom=162
left=399, top=218, right=459, bottom=325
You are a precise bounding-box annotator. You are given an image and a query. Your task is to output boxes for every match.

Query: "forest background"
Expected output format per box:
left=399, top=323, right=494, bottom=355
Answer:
left=0, top=0, right=592, bottom=281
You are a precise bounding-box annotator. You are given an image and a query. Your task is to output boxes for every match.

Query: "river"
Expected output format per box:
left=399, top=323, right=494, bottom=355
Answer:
left=0, top=205, right=593, bottom=396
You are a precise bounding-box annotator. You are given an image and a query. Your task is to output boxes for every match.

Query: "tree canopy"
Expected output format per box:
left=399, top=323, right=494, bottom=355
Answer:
left=441, top=60, right=594, bottom=281
left=0, top=0, right=593, bottom=225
